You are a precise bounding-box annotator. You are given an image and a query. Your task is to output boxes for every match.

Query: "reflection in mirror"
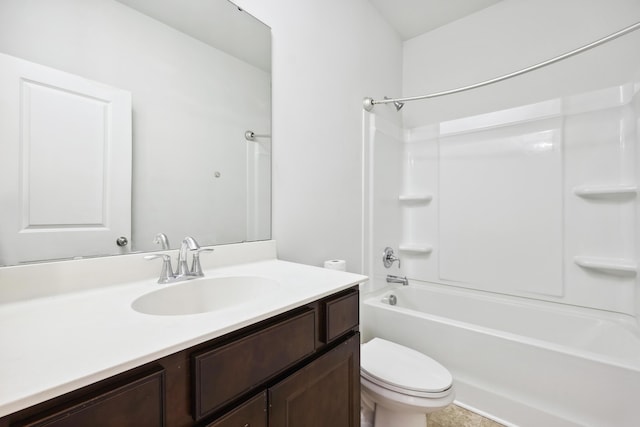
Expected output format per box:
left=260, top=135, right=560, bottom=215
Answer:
left=0, top=0, right=271, bottom=266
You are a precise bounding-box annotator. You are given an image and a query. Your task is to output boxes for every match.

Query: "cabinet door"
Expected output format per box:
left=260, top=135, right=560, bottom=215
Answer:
left=205, top=392, right=266, bottom=427
left=268, top=333, right=360, bottom=427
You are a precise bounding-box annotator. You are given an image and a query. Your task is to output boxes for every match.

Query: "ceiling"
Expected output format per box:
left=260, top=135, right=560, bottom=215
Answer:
left=112, top=0, right=503, bottom=71
left=369, top=0, right=502, bottom=40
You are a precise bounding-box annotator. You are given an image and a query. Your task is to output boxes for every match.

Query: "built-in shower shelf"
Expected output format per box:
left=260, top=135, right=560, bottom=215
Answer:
left=574, top=256, right=637, bottom=276
left=399, top=244, right=433, bottom=254
left=573, top=185, right=637, bottom=198
left=398, top=194, right=433, bottom=203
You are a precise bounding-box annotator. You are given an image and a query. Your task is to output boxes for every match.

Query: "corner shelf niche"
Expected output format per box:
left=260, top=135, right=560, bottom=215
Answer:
left=573, top=256, right=637, bottom=276
left=398, top=194, right=433, bottom=203
left=573, top=185, right=637, bottom=198
left=399, top=244, right=433, bottom=254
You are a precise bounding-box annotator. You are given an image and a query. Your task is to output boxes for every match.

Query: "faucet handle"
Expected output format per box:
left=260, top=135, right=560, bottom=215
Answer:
left=382, top=247, right=401, bottom=268
left=190, top=248, right=214, bottom=277
left=145, top=253, right=175, bottom=284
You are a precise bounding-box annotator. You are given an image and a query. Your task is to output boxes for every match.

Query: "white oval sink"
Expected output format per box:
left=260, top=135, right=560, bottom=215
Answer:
left=132, top=276, right=280, bottom=315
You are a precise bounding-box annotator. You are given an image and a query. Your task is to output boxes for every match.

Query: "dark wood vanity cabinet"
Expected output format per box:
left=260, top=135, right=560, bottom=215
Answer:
left=13, top=368, right=165, bottom=427
left=204, top=333, right=360, bottom=427
left=193, top=309, right=317, bottom=420
left=0, top=286, right=360, bottom=427
left=269, top=334, right=360, bottom=427
left=204, top=392, right=267, bottom=427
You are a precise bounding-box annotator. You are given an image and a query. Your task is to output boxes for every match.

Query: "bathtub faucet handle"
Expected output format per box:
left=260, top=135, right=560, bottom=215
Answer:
left=383, top=247, right=401, bottom=268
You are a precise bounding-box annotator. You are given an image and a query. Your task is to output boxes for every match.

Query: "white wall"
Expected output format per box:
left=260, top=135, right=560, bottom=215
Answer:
left=232, top=0, right=403, bottom=272
left=0, top=0, right=271, bottom=255
left=403, top=0, right=640, bottom=127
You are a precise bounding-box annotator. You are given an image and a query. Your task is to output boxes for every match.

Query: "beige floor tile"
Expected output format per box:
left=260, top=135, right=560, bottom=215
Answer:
left=478, top=417, right=506, bottom=427
left=427, top=404, right=505, bottom=427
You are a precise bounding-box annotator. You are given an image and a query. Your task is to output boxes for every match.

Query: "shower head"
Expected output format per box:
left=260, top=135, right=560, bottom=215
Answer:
left=384, top=96, right=404, bottom=111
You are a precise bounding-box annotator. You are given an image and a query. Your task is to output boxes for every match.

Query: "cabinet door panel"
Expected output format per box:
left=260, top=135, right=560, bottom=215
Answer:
left=269, top=333, right=360, bottom=427
left=193, top=309, right=316, bottom=420
left=19, top=368, right=164, bottom=427
left=0, top=52, right=132, bottom=265
left=205, top=392, right=266, bottom=427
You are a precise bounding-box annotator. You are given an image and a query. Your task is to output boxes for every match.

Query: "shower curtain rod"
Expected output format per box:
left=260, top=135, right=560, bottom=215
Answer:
left=244, top=130, right=271, bottom=141
left=363, top=20, right=640, bottom=111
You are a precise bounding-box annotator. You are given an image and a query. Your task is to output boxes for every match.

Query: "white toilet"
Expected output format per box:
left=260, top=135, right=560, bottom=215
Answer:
left=360, top=338, right=455, bottom=427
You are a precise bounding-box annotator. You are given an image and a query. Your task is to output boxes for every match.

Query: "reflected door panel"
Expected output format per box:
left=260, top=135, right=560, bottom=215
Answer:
left=0, top=53, right=132, bottom=265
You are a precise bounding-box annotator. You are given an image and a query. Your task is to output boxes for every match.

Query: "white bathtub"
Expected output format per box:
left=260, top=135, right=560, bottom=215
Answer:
left=361, top=283, right=640, bottom=427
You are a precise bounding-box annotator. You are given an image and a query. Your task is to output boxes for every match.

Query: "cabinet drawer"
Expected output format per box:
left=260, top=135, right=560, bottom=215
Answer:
left=17, top=367, right=165, bottom=427
left=193, top=309, right=316, bottom=420
left=205, top=392, right=266, bottom=427
left=323, top=289, right=359, bottom=343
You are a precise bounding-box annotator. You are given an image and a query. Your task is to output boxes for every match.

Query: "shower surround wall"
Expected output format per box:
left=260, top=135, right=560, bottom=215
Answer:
left=398, top=86, right=639, bottom=315
left=392, top=0, right=640, bottom=316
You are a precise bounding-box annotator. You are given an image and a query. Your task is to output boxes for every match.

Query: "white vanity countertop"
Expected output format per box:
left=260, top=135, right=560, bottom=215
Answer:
left=0, top=258, right=367, bottom=417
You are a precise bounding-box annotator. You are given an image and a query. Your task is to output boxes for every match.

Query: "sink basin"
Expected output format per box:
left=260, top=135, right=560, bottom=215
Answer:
left=132, top=276, right=281, bottom=315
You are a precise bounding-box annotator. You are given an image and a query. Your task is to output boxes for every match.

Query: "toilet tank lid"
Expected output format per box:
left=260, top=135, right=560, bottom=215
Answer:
left=361, top=338, right=452, bottom=393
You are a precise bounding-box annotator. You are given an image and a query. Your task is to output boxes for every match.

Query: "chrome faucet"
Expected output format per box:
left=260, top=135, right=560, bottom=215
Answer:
left=146, top=236, right=213, bottom=283
left=386, top=274, right=408, bottom=286
left=176, top=236, right=200, bottom=278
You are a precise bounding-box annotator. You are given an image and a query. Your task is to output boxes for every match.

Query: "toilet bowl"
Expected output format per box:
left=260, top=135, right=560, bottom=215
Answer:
left=360, top=338, right=455, bottom=427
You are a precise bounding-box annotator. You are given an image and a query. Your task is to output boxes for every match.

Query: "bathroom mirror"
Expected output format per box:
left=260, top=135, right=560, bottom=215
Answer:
left=0, top=0, right=271, bottom=266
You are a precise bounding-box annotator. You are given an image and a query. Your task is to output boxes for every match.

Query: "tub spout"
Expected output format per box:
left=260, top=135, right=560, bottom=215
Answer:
left=386, top=274, right=408, bottom=286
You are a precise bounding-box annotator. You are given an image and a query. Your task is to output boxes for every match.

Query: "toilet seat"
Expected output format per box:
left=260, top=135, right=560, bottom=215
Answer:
left=361, top=338, right=453, bottom=398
